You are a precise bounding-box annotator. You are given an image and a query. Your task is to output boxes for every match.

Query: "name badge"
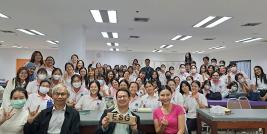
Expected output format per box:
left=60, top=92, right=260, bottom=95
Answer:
left=107, top=112, right=136, bottom=125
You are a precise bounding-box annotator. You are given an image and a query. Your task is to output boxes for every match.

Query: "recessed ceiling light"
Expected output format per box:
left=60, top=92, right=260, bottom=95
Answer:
left=193, top=16, right=232, bottom=28
left=209, top=46, right=225, bottom=50
left=0, top=12, right=9, bottom=18
left=16, top=29, right=45, bottom=36
left=101, top=32, right=118, bottom=38
left=46, top=40, right=59, bottom=45
left=107, top=42, right=119, bottom=46
left=171, top=34, right=192, bottom=41
left=160, top=45, right=173, bottom=49
left=90, top=10, right=117, bottom=23
left=29, top=30, right=45, bottom=36
left=109, top=48, right=119, bottom=51
left=235, top=37, right=263, bottom=43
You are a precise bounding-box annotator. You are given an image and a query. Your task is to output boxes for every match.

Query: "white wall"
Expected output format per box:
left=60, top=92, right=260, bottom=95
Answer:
left=0, top=48, right=204, bottom=80
left=208, top=44, right=267, bottom=76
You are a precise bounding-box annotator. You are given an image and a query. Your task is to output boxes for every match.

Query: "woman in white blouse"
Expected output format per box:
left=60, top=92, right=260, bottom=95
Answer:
left=0, top=87, right=29, bottom=134
left=253, top=66, right=267, bottom=101
left=140, top=81, right=161, bottom=109
left=75, top=80, right=105, bottom=111
left=129, top=82, right=142, bottom=111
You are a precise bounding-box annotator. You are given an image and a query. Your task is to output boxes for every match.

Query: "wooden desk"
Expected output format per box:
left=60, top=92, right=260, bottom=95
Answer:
left=79, top=110, right=155, bottom=134
left=197, top=109, right=267, bottom=134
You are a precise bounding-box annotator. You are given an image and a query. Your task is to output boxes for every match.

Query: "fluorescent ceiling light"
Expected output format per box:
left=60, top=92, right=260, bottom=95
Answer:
left=180, top=36, right=192, bottom=41
left=171, top=35, right=182, bottom=40
left=235, top=37, right=263, bottom=43
left=160, top=45, right=166, bottom=48
left=193, top=16, right=215, bottom=27
left=235, top=38, right=253, bottom=43
left=107, top=42, right=119, bottom=46
left=194, top=51, right=205, bottom=54
left=0, top=12, right=9, bottom=18
left=206, top=17, right=232, bottom=28
left=152, top=49, right=162, bottom=52
left=29, top=30, right=45, bottom=36
left=109, top=48, right=119, bottom=51
left=108, top=10, right=117, bottom=23
left=243, top=38, right=262, bottom=43
left=101, top=32, right=109, bottom=38
left=160, top=45, right=173, bottom=49
left=112, top=32, right=118, bottom=38
left=90, top=10, right=103, bottom=23
left=16, top=29, right=35, bottom=35
left=90, top=10, right=117, bottom=23
left=46, top=40, right=58, bottom=45
left=209, top=46, right=225, bottom=50
left=193, top=16, right=231, bottom=28
left=0, top=41, right=4, bottom=43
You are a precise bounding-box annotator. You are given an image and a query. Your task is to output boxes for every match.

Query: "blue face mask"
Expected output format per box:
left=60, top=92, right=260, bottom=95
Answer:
left=10, top=99, right=26, bottom=109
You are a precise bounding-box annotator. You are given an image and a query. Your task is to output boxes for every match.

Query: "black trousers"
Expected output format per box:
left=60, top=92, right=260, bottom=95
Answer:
left=186, top=118, right=197, bottom=134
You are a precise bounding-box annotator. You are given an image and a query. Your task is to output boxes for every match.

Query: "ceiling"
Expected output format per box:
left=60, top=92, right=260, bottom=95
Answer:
left=0, top=0, right=267, bottom=54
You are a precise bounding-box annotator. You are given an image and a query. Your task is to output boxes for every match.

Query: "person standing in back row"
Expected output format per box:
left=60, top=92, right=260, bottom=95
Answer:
left=140, top=59, right=154, bottom=82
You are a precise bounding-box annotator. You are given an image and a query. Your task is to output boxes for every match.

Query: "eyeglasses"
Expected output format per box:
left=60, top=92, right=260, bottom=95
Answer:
left=54, top=92, right=67, bottom=96
left=117, top=95, right=129, bottom=99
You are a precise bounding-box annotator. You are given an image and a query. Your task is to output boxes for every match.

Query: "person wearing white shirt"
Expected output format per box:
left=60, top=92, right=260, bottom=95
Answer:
left=179, top=81, right=192, bottom=104
left=190, top=65, right=204, bottom=84
left=253, top=66, right=267, bottom=101
left=128, top=82, right=142, bottom=111
left=50, top=68, right=64, bottom=88
left=228, top=63, right=249, bottom=83
left=25, top=80, right=53, bottom=112
left=75, top=80, right=106, bottom=111
left=67, top=74, right=89, bottom=108
left=0, top=87, right=29, bottom=134
left=173, top=76, right=181, bottom=92
left=26, top=68, right=48, bottom=94
left=167, top=79, right=184, bottom=106
left=184, top=80, right=208, bottom=134
left=140, top=81, right=161, bottom=109
left=178, top=64, right=190, bottom=81
left=158, top=64, right=167, bottom=86
left=210, top=71, right=228, bottom=98
left=63, top=62, right=75, bottom=88
left=2, top=67, right=29, bottom=109
left=24, top=83, right=80, bottom=134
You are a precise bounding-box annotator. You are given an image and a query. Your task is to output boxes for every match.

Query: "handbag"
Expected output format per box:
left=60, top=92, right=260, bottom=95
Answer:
left=248, top=91, right=261, bottom=101
left=206, top=91, right=222, bottom=100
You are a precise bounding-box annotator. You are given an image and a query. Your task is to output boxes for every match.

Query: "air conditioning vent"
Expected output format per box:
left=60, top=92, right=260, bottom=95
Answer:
left=129, top=35, right=140, bottom=39
left=134, top=17, right=149, bottom=22
left=241, top=22, right=261, bottom=27
left=0, top=30, right=15, bottom=34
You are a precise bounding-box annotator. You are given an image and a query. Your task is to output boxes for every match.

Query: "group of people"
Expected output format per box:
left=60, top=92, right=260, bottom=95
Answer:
left=0, top=50, right=266, bottom=134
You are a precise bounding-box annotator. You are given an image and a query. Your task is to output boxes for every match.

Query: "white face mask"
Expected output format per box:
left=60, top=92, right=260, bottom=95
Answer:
left=191, top=69, right=197, bottom=74
left=38, top=74, right=47, bottom=80
left=72, top=82, right=81, bottom=88
left=39, top=86, right=50, bottom=94
left=53, top=75, right=61, bottom=80
left=98, top=80, right=104, bottom=86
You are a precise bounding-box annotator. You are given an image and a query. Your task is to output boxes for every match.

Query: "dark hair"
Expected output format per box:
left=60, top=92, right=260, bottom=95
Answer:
left=199, top=64, right=207, bottom=74
left=71, top=54, right=79, bottom=60
left=144, top=80, right=154, bottom=87
left=37, top=68, right=48, bottom=75
left=179, top=64, right=185, bottom=68
left=76, top=60, right=85, bottom=70
left=203, top=56, right=209, bottom=61
left=169, top=66, right=174, bottom=70
left=40, top=79, right=51, bottom=86
left=158, top=85, right=172, bottom=96
left=79, top=67, right=89, bottom=86
left=235, top=73, right=243, bottom=82
left=192, top=80, right=201, bottom=88
left=211, top=58, right=217, bottom=62
left=52, top=68, right=63, bottom=75
left=219, top=60, right=225, bottom=65
left=65, top=62, right=74, bottom=71
left=254, top=66, right=267, bottom=86
left=71, top=74, right=82, bottom=85
left=88, top=80, right=102, bottom=100
left=129, top=82, right=140, bottom=91
left=10, top=87, right=28, bottom=99
left=15, top=67, right=29, bottom=88
left=45, top=56, right=55, bottom=65
left=201, top=80, right=211, bottom=89
left=145, top=59, right=150, bottom=62
left=30, top=51, right=44, bottom=65
left=119, top=79, right=130, bottom=88
left=116, top=88, right=131, bottom=99
left=185, top=52, right=192, bottom=64
left=179, top=81, right=191, bottom=94
left=227, top=81, right=238, bottom=89
left=167, top=79, right=176, bottom=85
left=207, top=65, right=215, bottom=76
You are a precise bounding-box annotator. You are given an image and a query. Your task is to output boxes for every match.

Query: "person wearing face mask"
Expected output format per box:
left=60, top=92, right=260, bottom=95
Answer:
left=210, top=71, right=228, bottom=99
left=0, top=87, right=29, bottom=134
left=165, top=71, right=172, bottom=81
left=67, top=74, right=89, bottom=108
left=178, top=64, right=190, bottom=81
left=169, top=66, right=176, bottom=79
left=75, top=80, right=105, bottom=111
left=228, top=63, right=249, bottom=84
left=25, top=80, right=53, bottom=113
left=190, top=65, right=203, bottom=84
left=50, top=68, right=64, bottom=88
left=26, top=68, right=48, bottom=94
